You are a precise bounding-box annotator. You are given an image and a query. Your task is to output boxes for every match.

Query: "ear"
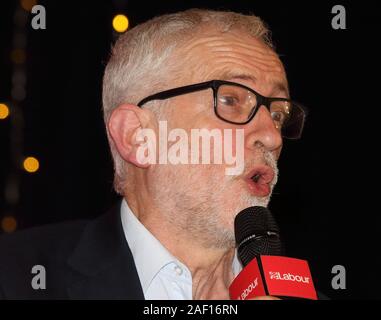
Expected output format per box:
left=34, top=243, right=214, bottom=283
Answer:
left=107, top=104, right=150, bottom=168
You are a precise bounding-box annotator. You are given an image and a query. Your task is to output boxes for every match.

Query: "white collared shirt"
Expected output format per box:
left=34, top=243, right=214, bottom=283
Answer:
left=120, top=199, right=242, bottom=300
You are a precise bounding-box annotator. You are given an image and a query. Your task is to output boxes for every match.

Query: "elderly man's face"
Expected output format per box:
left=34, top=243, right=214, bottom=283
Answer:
left=148, top=29, right=286, bottom=249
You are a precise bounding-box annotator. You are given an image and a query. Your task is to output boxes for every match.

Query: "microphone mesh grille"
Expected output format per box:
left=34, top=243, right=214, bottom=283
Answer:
left=234, top=206, right=282, bottom=266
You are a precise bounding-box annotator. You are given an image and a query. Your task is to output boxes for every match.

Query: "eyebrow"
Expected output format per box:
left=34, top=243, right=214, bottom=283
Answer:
left=218, top=72, right=290, bottom=98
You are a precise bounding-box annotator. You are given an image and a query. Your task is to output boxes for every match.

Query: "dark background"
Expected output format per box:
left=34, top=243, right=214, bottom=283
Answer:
left=1, top=0, right=380, bottom=299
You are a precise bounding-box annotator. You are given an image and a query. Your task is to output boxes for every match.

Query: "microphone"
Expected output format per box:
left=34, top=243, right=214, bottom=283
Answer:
left=229, top=206, right=317, bottom=300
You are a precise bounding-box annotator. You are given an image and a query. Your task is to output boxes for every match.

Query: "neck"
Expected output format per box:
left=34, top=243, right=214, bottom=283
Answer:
left=144, top=215, right=236, bottom=299
left=124, top=182, right=236, bottom=299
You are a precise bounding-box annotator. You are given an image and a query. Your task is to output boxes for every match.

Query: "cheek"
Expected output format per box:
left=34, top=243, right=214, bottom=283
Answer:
left=185, top=164, right=226, bottom=189
left=227, top=129, right=245, bottom=157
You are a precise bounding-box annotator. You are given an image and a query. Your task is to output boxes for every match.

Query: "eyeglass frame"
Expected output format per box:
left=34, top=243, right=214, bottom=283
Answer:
left=137, top=79, right=306, bottom=139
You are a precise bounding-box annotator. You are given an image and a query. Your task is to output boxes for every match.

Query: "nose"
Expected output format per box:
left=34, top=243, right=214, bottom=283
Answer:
left=245, top=105, right=283, bottom=153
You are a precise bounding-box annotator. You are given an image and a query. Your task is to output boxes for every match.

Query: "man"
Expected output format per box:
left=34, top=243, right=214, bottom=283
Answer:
left=0, top=9, right=307, bottom=299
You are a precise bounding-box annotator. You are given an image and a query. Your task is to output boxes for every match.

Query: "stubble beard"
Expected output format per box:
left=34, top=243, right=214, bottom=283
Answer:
left=150, top=152, right=278, bottom=250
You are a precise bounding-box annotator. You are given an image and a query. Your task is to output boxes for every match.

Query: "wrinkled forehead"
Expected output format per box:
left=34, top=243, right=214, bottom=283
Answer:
left=177, top=28, right=289, bottom=97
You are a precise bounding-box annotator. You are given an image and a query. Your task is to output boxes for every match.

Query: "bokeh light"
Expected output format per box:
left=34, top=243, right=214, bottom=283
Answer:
left=20, top=0, right=38, bottom=12
left=0, top=103, right=10, bottom=119
left=1, top=216, right=18, bottom=233
left=112, top=14, right=129, bottom=33
left=23, top=156, right=40, bottom=173
left=10, top=49, right=26, bottom=64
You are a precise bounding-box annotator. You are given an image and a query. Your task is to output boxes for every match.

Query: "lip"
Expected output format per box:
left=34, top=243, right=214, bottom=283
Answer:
left=244, top=165, right=275, bottom=197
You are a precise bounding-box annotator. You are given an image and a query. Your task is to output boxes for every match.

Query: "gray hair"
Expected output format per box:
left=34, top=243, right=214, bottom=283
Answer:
left=102, top=8, right=273, bottom=194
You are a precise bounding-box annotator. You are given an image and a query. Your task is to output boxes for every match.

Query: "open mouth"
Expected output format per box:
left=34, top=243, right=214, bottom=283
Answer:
left=252, top=173, right=261, bottom=183
left=245, top=165, right=275, bottom=197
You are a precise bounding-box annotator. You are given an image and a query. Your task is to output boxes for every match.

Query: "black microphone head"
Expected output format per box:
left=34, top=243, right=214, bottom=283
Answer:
left=234, top=206, right=282, bottom=266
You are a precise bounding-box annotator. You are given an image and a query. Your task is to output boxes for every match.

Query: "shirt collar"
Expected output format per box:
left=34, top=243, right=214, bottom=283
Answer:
left=120, top=199, right=179, bottom=293
left=120, top=198, right=243, bottom=293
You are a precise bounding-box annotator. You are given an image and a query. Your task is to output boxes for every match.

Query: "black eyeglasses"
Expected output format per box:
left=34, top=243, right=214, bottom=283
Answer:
left=138, top=80, right=306, bottom=139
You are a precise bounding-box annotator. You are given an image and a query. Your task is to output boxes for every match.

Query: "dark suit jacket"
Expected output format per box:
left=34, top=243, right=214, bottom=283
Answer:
left=0, top=202, right=144, bottom=299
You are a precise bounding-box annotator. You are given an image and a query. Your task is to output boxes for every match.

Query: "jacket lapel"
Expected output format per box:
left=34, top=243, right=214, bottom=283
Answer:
left=66, top=201, right=144, bottom=299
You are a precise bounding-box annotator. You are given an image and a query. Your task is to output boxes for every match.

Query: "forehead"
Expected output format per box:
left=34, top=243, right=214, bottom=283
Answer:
left=178, top=29, right=288, bottom=96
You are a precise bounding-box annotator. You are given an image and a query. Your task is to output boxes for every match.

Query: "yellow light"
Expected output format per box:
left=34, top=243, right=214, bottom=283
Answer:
left=0, top=103, right=10, bottom=119
left=1, top=216, right=17, bottom=233
left=21, top=0, right=38, bottom=12
left=23, top=156, right=40, bottom=173
left=112, top=14, right=129, bottom=33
